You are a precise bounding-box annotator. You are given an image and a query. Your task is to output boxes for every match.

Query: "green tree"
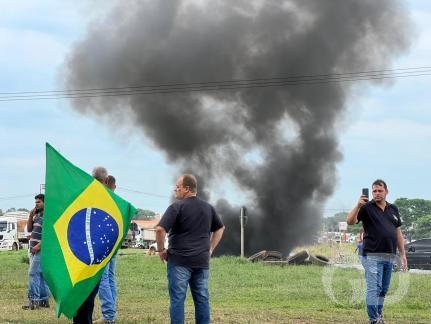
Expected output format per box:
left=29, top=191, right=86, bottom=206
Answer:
left=324, top=212, right=362, bottom=234
left=394, top=198, right=431, bottom=228
left=6, top=208, right=16, bottom=213
left=17, top=208, right=29, bottom=212
left=414, top=214, right=431, bottom=239
left=133, top=208, right=156, bottom=220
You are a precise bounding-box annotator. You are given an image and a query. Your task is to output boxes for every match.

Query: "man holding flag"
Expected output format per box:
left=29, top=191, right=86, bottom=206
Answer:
left=41, top=144, right=136, bottom=323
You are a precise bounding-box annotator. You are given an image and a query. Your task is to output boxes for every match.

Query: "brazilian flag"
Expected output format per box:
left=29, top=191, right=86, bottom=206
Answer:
left=41, top=143, right=136, bottom=318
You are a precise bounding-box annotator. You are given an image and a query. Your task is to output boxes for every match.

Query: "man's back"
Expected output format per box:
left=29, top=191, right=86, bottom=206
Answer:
left=159, top=196, right=223, bottom=268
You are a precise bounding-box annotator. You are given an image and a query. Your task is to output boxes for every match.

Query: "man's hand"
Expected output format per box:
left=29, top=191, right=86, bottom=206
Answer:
left=28, top=208, right=37, bottom=220
left=31, top=244, right=41, bottom=254
left=159, top=249, right=168, bottom=263
left=347, top=196, right=367, bottom=225
left=357, top=195, right=368, bottom=208
left=399, top=254, right=408, bottom=272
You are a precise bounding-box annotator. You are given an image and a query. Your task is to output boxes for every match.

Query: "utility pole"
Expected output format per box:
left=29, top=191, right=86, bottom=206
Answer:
left=240, top=206, right=247, bottom=258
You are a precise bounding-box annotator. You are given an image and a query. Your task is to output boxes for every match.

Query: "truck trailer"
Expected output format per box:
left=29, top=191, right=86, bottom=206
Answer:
left=0, top=216, right=29, bottom=251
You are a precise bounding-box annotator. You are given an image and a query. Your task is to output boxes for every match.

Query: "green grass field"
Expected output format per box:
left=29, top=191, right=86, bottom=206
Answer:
left=1, top=246, right=430, bottom=323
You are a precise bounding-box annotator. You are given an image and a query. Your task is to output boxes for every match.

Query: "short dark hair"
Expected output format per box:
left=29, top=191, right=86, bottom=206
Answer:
left=182, top=174, right=197, bottom=193
left=106, top=175, right=116, bottom=190
left=372, top=179, right=388, bottom=191
left=35, top=194, right=45, bottom=202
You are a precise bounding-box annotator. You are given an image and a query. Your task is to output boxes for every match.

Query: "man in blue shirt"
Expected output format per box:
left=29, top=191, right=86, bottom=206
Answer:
left=347, top=179, right=407, bottom=324
left=156, top=174, right=225, bottom=324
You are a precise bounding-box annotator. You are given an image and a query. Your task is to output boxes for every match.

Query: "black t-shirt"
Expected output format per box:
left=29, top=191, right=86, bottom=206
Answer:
left=357, top=200, right=402, bottom=255
left=158, top=196, right=224, bottom=269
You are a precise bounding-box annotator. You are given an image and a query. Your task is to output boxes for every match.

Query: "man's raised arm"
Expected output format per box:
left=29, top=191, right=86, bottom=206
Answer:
left=347, top=195, right=367, bottom=225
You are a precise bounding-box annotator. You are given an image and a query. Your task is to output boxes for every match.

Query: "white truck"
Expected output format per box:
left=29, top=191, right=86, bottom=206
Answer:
left=0, top=216, right=29, bottom=251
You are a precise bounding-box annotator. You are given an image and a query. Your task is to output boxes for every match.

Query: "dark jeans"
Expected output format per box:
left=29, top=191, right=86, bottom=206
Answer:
left=73, top=282, right=100, bottom=324
left=167, top=262, right=210, bottom=324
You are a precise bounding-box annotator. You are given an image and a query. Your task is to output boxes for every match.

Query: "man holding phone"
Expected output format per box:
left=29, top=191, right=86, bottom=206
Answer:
left=22, top=194, right=50, bottom=310
left=347, top=179, right=407, bottom=324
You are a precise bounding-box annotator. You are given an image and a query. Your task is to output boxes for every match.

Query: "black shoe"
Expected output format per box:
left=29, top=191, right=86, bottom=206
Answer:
left=22, top=300, right=39, bottom=310
left=39, top=300, right=50, bottom=308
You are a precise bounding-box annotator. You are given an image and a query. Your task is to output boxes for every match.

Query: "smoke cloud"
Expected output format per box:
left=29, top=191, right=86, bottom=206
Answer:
left=63, top=0, right=411, bottom=254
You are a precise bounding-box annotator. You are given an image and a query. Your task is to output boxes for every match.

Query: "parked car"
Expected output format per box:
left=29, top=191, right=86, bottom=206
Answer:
left=405, top=239, right=431, bottom=270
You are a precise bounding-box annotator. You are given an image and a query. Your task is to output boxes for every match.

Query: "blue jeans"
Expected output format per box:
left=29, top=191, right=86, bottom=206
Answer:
left=167, top=262, right=210, bottom=324
left=98, top=256, right=117, bottom=321
left=363, top=255, right=393, bottom=321
left=28, top=252, right=50, bottom=301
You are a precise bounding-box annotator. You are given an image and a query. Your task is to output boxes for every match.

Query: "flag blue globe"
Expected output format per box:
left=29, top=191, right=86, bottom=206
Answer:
left=67, top=207, right=119, bottom=265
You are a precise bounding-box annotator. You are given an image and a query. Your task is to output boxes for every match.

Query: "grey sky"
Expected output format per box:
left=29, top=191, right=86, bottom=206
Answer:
left=0, top=0, right=430, bottom=227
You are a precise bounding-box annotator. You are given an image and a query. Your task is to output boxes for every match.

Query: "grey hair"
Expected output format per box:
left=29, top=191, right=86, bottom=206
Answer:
left=92, top=166, right=108, bottom=183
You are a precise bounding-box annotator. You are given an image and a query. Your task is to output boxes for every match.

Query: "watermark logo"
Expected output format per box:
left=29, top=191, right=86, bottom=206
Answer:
left=321, top=252, right=410, bottom=306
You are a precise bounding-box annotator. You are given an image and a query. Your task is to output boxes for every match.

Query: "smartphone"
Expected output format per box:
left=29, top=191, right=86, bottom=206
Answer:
left=362, top=188, right=369, bottom=200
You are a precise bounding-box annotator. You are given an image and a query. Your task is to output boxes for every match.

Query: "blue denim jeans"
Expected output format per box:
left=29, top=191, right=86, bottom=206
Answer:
left=98, top=256, right=117, bottom=321
left=28, top=252, right=50, bottom=302
left=363, top=255, right=393, bottom=321
left=167, top=262, right=210, bottom=324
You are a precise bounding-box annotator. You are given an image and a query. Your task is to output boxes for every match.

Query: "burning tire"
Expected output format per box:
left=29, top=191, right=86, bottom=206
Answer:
left=286, top=250, right=309, bottom=265
left=265, top=251, right=283, bottom=261
left=308, top=254, right=330, bottom=266
left=248, top=250, right=268, bottom=262
left=248, top=250, right=283, bottom=262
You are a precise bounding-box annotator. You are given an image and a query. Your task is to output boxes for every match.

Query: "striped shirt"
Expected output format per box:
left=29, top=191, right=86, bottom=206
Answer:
left=29, top=211, right=43, bottom=250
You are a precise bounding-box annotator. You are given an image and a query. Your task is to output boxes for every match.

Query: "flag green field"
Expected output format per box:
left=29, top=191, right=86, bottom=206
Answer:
left=41, top=143, right=136, bottom=318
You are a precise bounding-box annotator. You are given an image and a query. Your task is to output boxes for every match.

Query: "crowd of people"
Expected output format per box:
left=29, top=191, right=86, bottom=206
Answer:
left=21, top=174, right=408, bottom=324
left=22, top=169, right=225, bottom=324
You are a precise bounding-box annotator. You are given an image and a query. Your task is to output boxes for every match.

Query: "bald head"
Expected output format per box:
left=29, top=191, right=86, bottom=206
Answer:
left=92, top=166, right=108, bottom=183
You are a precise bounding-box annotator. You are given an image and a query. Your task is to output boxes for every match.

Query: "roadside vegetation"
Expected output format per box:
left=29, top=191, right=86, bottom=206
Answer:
left=1, top=247, right=430, bottom=323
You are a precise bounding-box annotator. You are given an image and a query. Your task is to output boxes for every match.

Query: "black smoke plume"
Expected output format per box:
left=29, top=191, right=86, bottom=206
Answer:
left=63, top=0, right=411, bottom=255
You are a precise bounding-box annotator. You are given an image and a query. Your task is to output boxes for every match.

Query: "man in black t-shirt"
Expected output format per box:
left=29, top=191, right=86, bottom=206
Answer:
left=156, top=174, right=225, bottom=324
left=347, top=179, right=407, bottom=324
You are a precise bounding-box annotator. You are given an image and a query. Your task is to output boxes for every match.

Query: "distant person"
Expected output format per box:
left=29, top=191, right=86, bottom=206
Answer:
left=73, top=166, right=108, bottom=324
left=356, top=228, right=364, bottom=265
left=22, top=194, right=50, bottom=310
left=155, top=174, right=225, bottom=324
left=347, top=179, right=407, bottom=324
left=94, top=175, right=118, bottom=324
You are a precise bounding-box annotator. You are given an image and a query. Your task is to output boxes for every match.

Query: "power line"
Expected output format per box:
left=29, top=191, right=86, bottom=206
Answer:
left=116, top=187, right=170, bottom=199
left=0, top=189, right=169, bottom=202
left=1, top=66, right=429, bottom=95
left=0, top=66, right=430, bottom=102
left=0, top=194, right=36, bottom=200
